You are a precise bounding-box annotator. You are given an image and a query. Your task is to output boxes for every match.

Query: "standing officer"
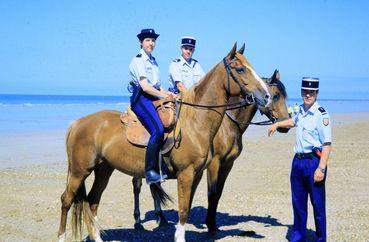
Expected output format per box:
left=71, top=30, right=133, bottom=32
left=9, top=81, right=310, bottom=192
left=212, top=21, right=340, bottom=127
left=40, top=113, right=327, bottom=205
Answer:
left=268, top=77, right=332, bottom=242
left=168, top=36, right=205, bottom=94
left=128, top=28, right=175, bottom=184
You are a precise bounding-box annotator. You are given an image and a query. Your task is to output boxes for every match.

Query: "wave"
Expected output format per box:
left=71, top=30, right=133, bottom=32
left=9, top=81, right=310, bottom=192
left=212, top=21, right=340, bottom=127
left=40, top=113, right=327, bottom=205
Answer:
left=0, top=102, right=129, bottom=107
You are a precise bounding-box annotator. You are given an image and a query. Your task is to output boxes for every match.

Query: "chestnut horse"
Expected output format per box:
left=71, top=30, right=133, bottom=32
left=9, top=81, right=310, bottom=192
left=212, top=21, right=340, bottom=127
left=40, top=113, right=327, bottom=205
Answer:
left=128, top=70, right=290, bottom=230
left=57, top=43, right=271, bottom=242
left=204, top=70, right=290, bottom=232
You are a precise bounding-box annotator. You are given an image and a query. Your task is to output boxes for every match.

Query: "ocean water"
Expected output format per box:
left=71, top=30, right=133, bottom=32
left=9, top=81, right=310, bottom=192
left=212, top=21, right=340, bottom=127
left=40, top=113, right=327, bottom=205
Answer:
left=0, top=94, right=369, bottom=133
left=0, top=94, right=129, bottom=133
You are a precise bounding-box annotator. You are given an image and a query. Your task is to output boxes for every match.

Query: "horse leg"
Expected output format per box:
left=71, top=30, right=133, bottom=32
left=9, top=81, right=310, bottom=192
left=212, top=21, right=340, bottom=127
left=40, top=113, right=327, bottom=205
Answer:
left=149, top=182, right=169, bottom=226
left=205, top=157, right=221, bottom=232
left=87, top=162, right=114, bottom=221
left=132, top=177, right=144, bottom=229
left=175, top=166, right=195, bottom=242
left=206, top=159, right=235, bottom=232
left=58, top=172, right=90, bottom=242
left=189, top=170, right=204, bottom=210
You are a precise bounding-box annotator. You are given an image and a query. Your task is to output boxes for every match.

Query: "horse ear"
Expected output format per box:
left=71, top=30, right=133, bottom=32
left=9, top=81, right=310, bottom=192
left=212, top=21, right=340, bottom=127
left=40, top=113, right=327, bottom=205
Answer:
left=272, top=69, right=280, bottom=82
left=237, top=43, right=245, bottom=54
left=227, top=42, right=237, bottom=59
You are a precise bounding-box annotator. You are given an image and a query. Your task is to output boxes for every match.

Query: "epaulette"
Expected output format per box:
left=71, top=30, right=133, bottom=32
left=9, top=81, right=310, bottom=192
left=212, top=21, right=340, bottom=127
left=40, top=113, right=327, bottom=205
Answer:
left=136, top=53, right=142, bottom=58
left=173, top=58, right=181, bottom=62
left=318, top=107, right=327, bottom=115
left=192, top=58, right=198, bottom=62
left=151, top=56, right=155, bottom=60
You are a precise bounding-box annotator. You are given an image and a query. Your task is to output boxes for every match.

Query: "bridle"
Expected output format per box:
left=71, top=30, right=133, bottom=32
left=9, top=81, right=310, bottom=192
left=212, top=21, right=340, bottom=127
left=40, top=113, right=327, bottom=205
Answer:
left=176, top=56, right=255, bottom=109
left=172, top=55, right=259, bottom=147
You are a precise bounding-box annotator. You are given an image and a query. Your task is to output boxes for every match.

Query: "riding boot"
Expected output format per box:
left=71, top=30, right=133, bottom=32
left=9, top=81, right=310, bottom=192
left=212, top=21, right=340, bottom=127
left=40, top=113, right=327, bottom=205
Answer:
left=145, top=141, right=166, bottom=184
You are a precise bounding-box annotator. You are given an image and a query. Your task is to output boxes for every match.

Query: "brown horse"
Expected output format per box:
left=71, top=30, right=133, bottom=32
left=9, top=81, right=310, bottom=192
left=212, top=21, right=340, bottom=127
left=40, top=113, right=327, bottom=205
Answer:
left=204, top=70, right=290, bottom=232
left=127, top=69, right=290, bottom=230
left=57, top=43, right=271, bottom=242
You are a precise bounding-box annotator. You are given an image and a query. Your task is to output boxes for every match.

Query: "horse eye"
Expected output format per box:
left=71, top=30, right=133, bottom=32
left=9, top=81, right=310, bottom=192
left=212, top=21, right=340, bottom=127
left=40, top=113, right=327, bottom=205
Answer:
left=273, top=93, right=280, bottom=101
left=235, top=67, right=245, bottom=74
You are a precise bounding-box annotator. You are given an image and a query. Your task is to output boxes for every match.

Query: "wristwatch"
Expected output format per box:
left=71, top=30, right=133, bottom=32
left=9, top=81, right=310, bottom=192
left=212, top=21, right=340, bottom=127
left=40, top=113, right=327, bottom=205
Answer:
left=318, top=167, right=326, bottom=173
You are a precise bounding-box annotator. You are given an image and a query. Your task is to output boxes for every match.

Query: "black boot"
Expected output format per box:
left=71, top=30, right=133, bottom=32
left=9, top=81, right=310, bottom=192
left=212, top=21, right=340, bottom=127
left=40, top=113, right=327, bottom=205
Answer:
left=145, top=142, right=166, bottom=184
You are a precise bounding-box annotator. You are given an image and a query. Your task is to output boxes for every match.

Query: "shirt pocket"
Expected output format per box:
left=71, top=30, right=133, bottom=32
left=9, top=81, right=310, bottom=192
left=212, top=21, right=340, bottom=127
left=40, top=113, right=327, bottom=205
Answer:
left=302, top=124, right=318, bottom=143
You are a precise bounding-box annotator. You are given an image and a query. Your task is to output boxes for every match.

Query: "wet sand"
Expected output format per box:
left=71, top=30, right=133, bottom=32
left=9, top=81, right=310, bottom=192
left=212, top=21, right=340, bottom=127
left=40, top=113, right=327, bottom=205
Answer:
left=0, top=112, right=368, bottom=241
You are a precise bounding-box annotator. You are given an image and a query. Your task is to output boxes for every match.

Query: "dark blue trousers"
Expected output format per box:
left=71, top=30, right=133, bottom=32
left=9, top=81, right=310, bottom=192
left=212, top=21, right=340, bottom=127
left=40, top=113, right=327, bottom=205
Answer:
left=130, top=91, right=164, bottom=172
left=290, top=155, right=326, bottom=242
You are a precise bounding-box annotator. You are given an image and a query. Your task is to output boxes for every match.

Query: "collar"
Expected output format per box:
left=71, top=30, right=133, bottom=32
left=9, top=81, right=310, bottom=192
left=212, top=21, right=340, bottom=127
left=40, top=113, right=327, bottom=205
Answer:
left=180, top=55, right=193, bottom=67
left=301, top=101, right=319, bottom=116
left=140, top=49, right=154, bottom=62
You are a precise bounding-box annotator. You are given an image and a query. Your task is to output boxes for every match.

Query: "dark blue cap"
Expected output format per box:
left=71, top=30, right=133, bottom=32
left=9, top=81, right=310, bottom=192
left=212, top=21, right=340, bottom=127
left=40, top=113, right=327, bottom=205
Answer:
left=181, top=36, right=196, bottom=47
left=301, top=77, right=319, bottom=90
left=137, top=28, right=159, bottom=41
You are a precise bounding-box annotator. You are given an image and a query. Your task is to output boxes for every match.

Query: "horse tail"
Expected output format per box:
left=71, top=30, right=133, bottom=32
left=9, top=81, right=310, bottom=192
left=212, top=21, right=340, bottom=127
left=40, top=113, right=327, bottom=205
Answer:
left=67, top=122, right=101, bottom=241
left=65, top=123, right=74, bottom=186
left=71, top=181, right=101, bottom=241
left=150, top=183, right=173, bottom=207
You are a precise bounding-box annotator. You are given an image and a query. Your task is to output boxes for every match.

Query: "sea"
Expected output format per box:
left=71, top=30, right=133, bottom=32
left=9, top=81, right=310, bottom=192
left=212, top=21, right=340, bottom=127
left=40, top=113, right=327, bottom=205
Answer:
left=1, top=94, right=369, bottom=134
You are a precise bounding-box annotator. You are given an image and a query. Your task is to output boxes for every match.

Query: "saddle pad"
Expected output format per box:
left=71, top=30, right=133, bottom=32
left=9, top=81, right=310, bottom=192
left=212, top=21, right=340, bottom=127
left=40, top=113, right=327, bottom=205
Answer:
left=120, top=109, right=181, bottom=150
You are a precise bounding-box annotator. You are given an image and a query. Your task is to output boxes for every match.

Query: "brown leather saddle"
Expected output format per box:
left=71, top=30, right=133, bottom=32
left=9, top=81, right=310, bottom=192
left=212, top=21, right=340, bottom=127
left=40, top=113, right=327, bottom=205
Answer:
left=120, top=98, right=180, bottom=153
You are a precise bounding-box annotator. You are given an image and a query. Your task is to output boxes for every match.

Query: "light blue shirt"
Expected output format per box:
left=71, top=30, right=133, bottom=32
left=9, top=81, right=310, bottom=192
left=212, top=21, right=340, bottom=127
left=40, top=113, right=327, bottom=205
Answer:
left=128, top=49, right=160, bottom=92
left=293, top=101, right=332, bottom=153
left=168, top=56, right=205, bottom=91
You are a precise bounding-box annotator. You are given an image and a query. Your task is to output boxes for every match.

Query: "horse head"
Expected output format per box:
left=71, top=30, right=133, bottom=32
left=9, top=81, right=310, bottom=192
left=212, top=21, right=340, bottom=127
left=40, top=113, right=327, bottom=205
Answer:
left=260, top=70, right=290, bottom=133
left=224, top=43, right=271, bottom=108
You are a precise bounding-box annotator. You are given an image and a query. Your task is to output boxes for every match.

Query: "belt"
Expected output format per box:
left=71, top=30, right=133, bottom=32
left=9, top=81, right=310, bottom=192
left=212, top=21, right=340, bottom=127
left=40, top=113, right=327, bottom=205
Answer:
left=295, top=152, right=314, bottom=159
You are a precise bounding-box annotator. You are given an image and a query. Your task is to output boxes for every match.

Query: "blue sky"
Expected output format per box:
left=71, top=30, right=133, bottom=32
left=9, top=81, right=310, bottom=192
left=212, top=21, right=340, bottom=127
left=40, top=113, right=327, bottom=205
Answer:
left=1, top=0, right=369, bottom=99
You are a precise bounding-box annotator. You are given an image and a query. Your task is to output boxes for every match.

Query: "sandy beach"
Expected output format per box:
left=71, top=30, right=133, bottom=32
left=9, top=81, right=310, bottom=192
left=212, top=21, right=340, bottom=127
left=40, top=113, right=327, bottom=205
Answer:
left=1, top=112, right=369, bottom=241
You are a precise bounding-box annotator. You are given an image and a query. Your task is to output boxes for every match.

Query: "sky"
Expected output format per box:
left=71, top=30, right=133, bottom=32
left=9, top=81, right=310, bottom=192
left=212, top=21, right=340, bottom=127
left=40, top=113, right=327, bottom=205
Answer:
left=1, top=0, right=369, bottom=99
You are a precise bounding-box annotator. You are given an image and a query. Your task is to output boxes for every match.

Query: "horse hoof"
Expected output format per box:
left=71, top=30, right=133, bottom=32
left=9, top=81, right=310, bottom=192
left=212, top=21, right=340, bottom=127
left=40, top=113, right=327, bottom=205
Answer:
left=134, top=223, right=144, bottom=230
left=157, top=216, right=169, bottom=227
left=174, top=224, right=186, bottom=242
left=92, top=228, right=103, bottom=242
left=207, top=224, right=218, bottom=233
left=57, top=233, right=66, bottom=242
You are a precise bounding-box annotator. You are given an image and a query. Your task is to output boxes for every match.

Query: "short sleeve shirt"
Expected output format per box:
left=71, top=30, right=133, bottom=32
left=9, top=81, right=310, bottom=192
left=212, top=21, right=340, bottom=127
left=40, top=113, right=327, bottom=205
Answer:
left=168, top=56, right=205, bottom=91
left=128, top=49, right=160, bottom=92
left=293, top=101, right=332, bottom=153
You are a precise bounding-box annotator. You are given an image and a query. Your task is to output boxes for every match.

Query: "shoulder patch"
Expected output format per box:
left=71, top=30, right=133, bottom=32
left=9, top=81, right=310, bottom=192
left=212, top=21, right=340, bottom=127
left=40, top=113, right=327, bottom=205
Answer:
left=323, top=118, right=330, bottom=126
left=173, top=58, right=180, bottom=62
left=318, top=107, right=327, bottom=115
left=136, top=53, right=142, bottom=58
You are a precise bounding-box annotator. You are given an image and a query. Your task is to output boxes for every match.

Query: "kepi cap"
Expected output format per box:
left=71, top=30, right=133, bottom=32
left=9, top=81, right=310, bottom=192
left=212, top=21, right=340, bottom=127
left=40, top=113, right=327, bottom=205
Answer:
left=137, top=28, right=159, bottom=41
left=301, top=77, right=319, bottom=91
left=181, top=36, right=196, bottom=47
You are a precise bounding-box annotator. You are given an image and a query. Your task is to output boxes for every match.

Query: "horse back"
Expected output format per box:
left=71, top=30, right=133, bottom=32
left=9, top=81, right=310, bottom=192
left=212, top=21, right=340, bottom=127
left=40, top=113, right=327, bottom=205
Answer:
left=66, top=110, right=124, bottom=160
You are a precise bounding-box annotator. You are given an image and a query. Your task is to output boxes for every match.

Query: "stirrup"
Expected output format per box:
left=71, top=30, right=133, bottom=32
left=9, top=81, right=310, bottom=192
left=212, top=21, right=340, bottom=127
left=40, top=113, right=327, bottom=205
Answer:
left=146, top=174, right=168, bottom=185
left=145, top=170, right=167, bottom=185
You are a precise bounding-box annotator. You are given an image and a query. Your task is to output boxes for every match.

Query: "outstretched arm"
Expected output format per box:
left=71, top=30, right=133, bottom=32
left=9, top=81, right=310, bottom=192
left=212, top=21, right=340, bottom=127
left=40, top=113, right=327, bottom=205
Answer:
left=268, top=118, right=295, bottom=136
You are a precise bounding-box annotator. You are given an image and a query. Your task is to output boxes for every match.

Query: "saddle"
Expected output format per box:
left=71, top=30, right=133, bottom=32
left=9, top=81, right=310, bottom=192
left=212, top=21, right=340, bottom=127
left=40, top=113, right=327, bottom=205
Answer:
left=120, top=98, right=180, bottom=153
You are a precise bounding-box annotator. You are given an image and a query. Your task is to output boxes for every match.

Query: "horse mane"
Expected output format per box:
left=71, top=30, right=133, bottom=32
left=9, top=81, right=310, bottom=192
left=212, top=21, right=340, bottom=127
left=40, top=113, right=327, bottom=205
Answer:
left=183, top=62, right=223, bottom=104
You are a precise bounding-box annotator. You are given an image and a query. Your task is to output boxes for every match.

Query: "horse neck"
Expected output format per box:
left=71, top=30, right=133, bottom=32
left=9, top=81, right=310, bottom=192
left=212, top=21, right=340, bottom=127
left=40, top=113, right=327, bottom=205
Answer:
left=182, top=62, right=229, bottom=136
left=229, top=104, right=258, bottom=132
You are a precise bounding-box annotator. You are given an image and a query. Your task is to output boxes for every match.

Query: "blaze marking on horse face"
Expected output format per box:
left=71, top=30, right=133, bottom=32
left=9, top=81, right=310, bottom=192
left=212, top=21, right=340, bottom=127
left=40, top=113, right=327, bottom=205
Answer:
left=236, top=53, right=270, bottom=100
